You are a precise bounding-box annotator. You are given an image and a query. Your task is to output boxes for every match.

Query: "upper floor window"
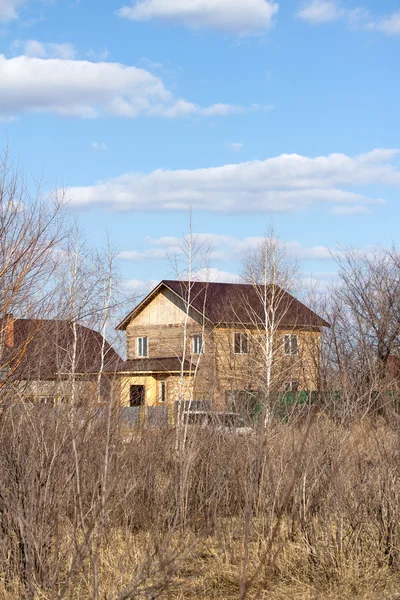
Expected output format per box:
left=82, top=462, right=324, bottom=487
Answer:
left=234, top=332, right=248, bottom=354
left=284, top=334, right=298, bottom=356
left=137, top=336, right=148, bottom=357
left=192, top=334, right=203, bottom=355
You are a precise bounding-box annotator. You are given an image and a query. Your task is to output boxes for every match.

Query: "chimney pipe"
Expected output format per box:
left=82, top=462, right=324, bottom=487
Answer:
left=3, top=313, right=14, bottom=348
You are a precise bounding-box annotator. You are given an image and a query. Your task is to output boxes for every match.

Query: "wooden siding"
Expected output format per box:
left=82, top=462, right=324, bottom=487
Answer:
left=130, top=288, right=201, bottom=327
left=209, top=327, right=321, bottom=401
left=126, top=323, right=204, bottom=360
left=122, top=288, right=323, bottom=411
left=119, top=375, right=157, bottom=407
left=119, top=373, right=195, bottom=426
left=126, top=288, right=207, bottom=360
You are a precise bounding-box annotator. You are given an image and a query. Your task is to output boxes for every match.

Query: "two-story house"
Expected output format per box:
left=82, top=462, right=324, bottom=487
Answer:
left=114, top=280, right=330, bottom=418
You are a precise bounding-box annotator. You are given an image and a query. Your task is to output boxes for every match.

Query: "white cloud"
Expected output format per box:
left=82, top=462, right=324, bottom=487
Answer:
left=122, top=270, right=238, bottom=296
left=330, top=204, right=369, bottom=215
left=86, top=47, right=109, bottom=61
left=119, top=247, right=180, bottom=261
left=11, top=40, right=76, bottom=59
left=0, top=0, right=28, bottom=22
left=122, top=269, right=337, bottom=299
left=298, top=1, right=400, bottom=36
left=44, top=43, right=76, bottom=60
left=119, top=234, right=350, bottom=266
left=299, top=270, right=339, bottom=292
left=68, top=148, right=398, bottom=213
left=297, top=0, right=344, bottom=24
left=369, top=10, right=400, bottom=36
left=120, top=237, right=385, bottom=297
left=92, top=141, right=107, bottom=150
left=138, top=56, right=165, bottom=71
left=118, top=0, right=279, bottom=33
left=229, top=142, right=243, bottom=151
left=297, top=0, right=369, bottom=26
left=123, top=278, right=158, bottom=296
left=11, top=39, right=45, bottom=57
left=0, top=54, right=250, bottom=120
left=194, top=267, right=239, bottom=283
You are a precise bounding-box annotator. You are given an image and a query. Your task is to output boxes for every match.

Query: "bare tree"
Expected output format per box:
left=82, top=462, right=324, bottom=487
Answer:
left=326, top=245, right=400, bottom=416
left=240, top=226, right=300, bottom=424
left=0, top=150, right=67, bottom=390
left=167, top=213, right=212, bottom=453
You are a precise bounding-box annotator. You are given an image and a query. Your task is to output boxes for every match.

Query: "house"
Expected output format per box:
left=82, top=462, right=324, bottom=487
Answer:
left=114, top=280, right=330, bottom=419
left=0, top=314, right=121, bottom=404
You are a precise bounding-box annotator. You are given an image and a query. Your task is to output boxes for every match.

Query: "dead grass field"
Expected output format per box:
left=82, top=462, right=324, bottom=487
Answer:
left=1, top=410, right=400, bottom=599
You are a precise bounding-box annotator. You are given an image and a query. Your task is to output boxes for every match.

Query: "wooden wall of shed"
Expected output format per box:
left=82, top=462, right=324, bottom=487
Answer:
left=13, top=378, right=98, bottom=404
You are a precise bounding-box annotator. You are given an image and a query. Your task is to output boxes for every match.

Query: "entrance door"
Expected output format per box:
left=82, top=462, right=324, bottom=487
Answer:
left=130, top=385, right=145, bottom=407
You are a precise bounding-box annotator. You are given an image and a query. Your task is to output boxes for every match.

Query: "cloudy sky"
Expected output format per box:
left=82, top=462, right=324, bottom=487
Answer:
left=1, top=0, right=400, bottom=296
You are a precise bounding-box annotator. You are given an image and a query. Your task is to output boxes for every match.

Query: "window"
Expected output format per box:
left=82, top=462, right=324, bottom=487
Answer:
left=284, top=334, right=298, bottom=356
left=137, top=336, right=148, bottom=357
left=192, top=334, right=203, bottom=355
left=234, top=332, right=248, bottom=354
left=130, top=385, right=145, bottom=407
left=284, top=381, right=299, bottom=393
left=159, top=380, right=167, bottom=403
left=24, top=395, right=55, bottom=405
left=38, top=396, right=56, bottom=405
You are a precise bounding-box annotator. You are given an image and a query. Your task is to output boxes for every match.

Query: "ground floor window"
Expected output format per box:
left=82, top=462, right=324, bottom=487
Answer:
left=130, top=385, right=145, bottom=407
left=284, top=381, right=299, bottom=393
left=24, top=395, right=56, bottom=405
left=159, top=380, right=167, bottom=403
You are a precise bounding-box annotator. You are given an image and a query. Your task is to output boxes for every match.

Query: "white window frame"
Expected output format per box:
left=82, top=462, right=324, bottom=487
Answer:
left=192, top=333, right=204, bottom=355
left=284, top=334, right=298, bottom=356
left=234, top=332, right=249, bottom=354
left=137, top=336, right=148, bottom=358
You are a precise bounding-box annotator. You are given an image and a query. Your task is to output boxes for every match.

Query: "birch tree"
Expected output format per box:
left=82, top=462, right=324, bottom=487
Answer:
left=240, top=226, right=299, bottom=424
left=168, top=215, right=212, bottom=453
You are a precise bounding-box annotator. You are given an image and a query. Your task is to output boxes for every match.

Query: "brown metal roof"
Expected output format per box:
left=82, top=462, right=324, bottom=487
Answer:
left=3, top=319, right=121, bottom=380
left=105, top=357, right=195, bottom=374
left=117, top=280, right=330, bottom=330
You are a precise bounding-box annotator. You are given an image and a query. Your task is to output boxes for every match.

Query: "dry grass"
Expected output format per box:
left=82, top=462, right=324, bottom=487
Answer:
left=1, top=408, right=400, bottom=598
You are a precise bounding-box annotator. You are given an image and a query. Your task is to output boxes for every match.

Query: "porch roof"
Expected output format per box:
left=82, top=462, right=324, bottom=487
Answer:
left=98, top=356, right=195, bottom=374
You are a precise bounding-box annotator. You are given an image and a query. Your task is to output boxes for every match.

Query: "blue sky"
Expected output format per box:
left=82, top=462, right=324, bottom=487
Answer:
left=1, top=0, right=400, bottom=296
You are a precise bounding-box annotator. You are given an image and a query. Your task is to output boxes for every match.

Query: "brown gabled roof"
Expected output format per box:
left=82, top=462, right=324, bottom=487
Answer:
left=3, top=319, right=121, bottom=380
left=98, top=357, right=195, bottom=374
left=117, top=280, right=330, bottom=330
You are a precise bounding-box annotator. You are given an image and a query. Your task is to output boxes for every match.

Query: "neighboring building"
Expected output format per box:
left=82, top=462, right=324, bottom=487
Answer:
left=114, top=280, right=330, bottom=418
left=0, top=282, right=329, bottom=417
left=0, top=315, right=121, bottom=404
